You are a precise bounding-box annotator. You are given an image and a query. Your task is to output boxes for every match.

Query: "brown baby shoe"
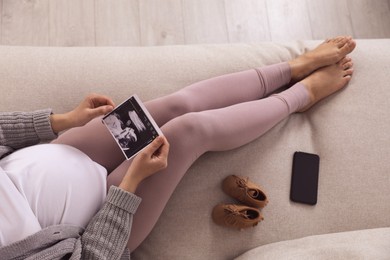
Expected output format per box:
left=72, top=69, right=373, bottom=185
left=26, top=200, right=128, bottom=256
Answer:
left=222, top=175, right=268, bottom=208
left=212, top=204, right=263, bottom=229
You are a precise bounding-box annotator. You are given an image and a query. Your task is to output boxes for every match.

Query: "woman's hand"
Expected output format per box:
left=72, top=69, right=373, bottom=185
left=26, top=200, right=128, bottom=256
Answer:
left=119, top=136, right=170, bottom=193
left=50, top=93, right=115, bottom=133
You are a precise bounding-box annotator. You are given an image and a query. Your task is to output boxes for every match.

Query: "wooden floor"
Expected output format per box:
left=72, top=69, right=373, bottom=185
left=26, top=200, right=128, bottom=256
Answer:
left=0, top=0, right=389, bottom=47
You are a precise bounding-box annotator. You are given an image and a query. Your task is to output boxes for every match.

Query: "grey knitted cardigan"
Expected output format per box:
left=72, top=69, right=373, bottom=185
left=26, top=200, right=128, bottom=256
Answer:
left=0, top=109, right=141, bottom=260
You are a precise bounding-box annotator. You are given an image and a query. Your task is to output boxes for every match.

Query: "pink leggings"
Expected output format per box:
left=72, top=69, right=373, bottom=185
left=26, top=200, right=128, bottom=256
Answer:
left=53, top=62, right=309, bottom=251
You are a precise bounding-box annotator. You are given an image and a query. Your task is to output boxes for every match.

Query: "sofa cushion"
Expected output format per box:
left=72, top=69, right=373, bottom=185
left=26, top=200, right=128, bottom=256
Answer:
left=235, top=227, right=390, bottom=260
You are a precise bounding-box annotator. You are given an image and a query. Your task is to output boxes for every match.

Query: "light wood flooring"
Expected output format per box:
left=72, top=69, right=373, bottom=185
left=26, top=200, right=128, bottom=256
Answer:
left=1, top=0, right=389, bottom=47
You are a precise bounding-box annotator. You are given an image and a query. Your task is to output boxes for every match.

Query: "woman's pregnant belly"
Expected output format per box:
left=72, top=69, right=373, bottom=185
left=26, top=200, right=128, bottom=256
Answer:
left=0, top=143, right=107, bottom=244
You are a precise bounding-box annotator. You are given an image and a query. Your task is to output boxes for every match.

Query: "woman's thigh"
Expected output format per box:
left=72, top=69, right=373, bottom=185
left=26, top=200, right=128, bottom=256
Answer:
left=52, top=117, right=125, bottom=172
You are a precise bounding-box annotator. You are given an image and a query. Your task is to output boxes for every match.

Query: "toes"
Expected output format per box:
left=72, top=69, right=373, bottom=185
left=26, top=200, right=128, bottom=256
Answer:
left=336, top=37, right=349, bottom=47
left=343, top=68, right=354, bottom=77
left=326, top=36, right=342, bottom=43
left=339, top=39, right=356, bottom=54
left=330, top=36, right=355, bottom=49
left=338, top=56, right=353, bottom=69
left=349, top=40, right=357, bottom=51
left=327, top=36, right=353, bottom=44
left=344, top=75, right=352, bottom=83
left=343, top=61, right=353, bottom=70
left=333, top=36, right=344, bottom=42
left=335, top=36, right=346, bottom=42
left=338, top=56, right=351, bottom=64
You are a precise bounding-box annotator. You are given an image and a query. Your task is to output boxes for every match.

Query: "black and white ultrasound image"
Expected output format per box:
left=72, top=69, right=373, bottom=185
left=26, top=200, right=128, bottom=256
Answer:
left=103, top=96, right=159, bottom=159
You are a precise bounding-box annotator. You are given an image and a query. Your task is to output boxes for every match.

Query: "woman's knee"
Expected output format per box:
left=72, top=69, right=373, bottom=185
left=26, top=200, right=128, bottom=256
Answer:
left=164, top=91, right=196, bottom=117
left=162, top=112, right=211, bottom=147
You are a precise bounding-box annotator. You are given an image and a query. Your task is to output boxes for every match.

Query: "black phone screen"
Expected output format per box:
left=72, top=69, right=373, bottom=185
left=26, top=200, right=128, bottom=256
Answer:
left=290, top=151, right=320, bottom=205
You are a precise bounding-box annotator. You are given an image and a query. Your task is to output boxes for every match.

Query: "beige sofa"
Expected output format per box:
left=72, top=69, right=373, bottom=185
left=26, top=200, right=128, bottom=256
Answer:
left=1, top=39, right=389, bottom=259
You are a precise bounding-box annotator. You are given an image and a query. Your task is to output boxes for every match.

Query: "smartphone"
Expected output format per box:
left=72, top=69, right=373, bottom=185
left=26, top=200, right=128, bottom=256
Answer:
left=290, top=151, right=320, bottom=205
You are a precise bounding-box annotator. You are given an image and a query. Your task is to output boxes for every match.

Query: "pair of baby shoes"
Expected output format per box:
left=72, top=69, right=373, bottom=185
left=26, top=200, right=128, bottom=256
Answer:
left=212, top=175, right=268, bottom=230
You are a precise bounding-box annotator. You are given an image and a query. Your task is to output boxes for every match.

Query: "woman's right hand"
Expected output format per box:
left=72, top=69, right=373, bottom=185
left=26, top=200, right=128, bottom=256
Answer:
left=119, top=136, right=170, bottom=193
left=51, top=93, right=115, bottom=134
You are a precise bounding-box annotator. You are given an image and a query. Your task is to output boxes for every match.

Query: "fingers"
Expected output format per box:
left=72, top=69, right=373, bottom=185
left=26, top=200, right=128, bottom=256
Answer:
left=84, top=93, right=115, bottom=118
left=142, top=136, right=169, bottom=170
left=87, top=93, right=115, bottom=109
left=90, top=105, right=114, bottom=118
left=159, top=136, right=170, bottom=158
left=145, top=136, right=169, bottom=157
left=144, top=136, right=163, bottom=155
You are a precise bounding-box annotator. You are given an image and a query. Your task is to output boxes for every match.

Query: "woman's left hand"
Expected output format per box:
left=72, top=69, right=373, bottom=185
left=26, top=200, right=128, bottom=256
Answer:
left=51, top=93, right=115, bottom=133
left=119, top=136, right=170, bottom=193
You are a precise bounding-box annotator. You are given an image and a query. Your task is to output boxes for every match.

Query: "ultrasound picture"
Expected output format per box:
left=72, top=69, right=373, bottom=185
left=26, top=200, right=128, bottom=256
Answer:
left=102, top=95, right=161, bottom=159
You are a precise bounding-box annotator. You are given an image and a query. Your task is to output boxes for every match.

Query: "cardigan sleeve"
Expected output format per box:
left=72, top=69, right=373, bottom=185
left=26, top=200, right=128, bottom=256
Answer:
left=72, top=186, right=142, bottom=260
left=0, top=109, right=57, bottom=157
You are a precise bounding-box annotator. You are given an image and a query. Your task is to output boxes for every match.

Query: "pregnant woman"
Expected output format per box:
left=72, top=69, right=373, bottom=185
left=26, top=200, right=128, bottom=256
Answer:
left=0, top=36, right=355, bottom=259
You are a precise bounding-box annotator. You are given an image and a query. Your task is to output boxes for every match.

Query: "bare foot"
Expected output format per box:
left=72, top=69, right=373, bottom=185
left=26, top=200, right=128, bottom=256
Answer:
left=289, top=36, right=356, bottom=83
left=298, top=56, right=354, bottom=112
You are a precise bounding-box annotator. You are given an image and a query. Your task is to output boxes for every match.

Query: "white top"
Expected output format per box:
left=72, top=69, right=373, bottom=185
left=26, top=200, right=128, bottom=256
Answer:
left=0, top=144, right=107, bottom=246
